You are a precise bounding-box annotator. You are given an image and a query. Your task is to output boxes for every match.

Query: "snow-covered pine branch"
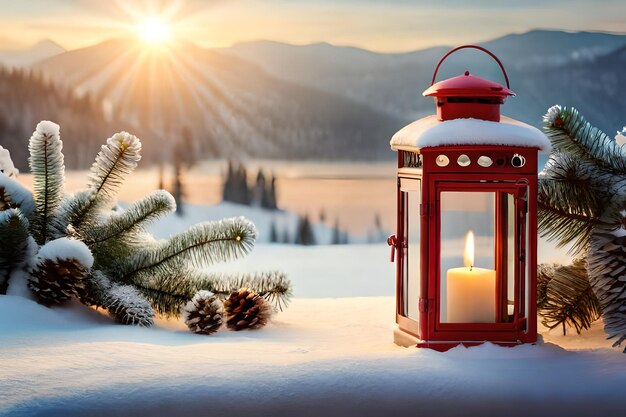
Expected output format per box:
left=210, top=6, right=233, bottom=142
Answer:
left=28, top=121, right=64, bottom=244
left=88, top=132, right=141, bottom=200
left=543, top=105, right=626, bottom=176
left=61, top=132, right=142, bottom=232
left=538, top=153, right=624, bottom=254
left=104, top=283, right=154, bottom=326
left=540, top=106, right=626, bottom=351
left=120, top=217, right=257, bottom=283
left=125, top=267, right=200, bottom=316
left=588, top=229, right=626, bottom=352
left=0, top=209, right=30, bottom=294
left=204, top=271, right=292, bottom=311
left=0, top=174, right=35, bottom=216
left=81, top=190, right=175, bottom=245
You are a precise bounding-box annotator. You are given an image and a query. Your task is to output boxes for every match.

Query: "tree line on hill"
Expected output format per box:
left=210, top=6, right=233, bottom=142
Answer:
left=0, top=67, right=154, bottom=171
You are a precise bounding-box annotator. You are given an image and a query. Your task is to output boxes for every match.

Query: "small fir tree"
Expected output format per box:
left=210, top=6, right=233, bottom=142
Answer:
left=173, top=162, right=184, bottom=216
left=331, top=218, right=341, bottom=245
left=269, top=219, right=278, bottom=243
left=295, top=214, right=315, bottom=246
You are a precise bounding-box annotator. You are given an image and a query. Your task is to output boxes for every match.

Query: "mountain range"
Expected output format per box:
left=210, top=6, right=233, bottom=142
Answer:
left=223, top=30, right=626, bottom=134
left=0, top=40, right=65, bottom=68
left=2, top=30, right=625, bottom=165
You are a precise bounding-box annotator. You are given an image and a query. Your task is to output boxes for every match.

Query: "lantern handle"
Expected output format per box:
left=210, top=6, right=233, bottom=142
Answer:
left=430, top=45, right=511, bottom=89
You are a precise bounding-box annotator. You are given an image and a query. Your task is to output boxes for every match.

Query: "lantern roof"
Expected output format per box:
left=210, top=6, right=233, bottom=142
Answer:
left=423, top=71, right=515, bottom=99
left=390, top=115, right=551, bottom=152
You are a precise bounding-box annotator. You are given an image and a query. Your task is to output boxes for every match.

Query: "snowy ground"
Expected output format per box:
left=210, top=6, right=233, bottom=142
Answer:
left=1, top=205, right=623, bottom=416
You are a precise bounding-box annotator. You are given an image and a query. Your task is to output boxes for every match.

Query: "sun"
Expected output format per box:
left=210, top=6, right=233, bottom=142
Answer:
left=136, top=17, right=171, bottom=45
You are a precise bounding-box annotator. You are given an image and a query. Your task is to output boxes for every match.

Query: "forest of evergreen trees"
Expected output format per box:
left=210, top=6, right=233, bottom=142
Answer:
left=0, top=67, right=153, bottom=170
left=222, top=160, right=278, bottom=210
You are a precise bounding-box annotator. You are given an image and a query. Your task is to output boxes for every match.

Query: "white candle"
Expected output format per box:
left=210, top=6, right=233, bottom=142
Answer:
left=446, top=231, right=496, bottom=323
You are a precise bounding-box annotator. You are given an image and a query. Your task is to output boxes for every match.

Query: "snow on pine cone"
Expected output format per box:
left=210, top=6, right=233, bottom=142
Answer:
left=104, top=283, right=154, bottom=327
left=182, top=291, right=224, bottom=335
left=28, top=238, right=93, bottom=305
left=223, top=288, right=272, bottom=331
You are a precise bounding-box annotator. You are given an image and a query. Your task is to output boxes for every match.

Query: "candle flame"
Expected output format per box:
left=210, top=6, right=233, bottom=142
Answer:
left=464, top=230, right=475, bottom=269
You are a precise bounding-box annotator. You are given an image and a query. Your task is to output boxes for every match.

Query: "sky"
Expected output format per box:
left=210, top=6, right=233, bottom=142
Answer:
left=0, top=0, right=624, bottom=52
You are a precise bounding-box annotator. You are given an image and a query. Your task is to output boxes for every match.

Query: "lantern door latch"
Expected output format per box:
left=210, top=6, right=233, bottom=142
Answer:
left=387, top=235, right=398, bottom=262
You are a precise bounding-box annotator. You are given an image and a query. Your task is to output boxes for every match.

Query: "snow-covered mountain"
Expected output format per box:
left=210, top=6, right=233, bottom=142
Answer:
left=0, top=39, right=65, bottom=68
left=222, top=30, right=626, bottom=133
left=32, top=38, right=400, bottom=161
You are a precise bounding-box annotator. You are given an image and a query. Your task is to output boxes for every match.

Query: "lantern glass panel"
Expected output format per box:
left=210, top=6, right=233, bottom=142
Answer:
left=438, top=186, right=531, bottom=326
left=401, top=178, right=420, bottom=321
left=439, top=191, right=495, bottom=323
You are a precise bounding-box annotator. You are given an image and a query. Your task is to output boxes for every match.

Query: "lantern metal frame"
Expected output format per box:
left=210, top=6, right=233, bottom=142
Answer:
left=393, top=146, right=538, bottom=351
left=390, top=46, right=540, bottom=351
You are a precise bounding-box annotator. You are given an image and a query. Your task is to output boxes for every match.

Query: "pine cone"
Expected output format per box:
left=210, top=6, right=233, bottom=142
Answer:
left=182, top=291, right=224, bottom=335
left=223, top=288, right=272, bottom=331
left=28, top=257, right=89, bottom=305
left=105, top=283, right=154, bottom=327
left=77, top=270, right=112, bottom=308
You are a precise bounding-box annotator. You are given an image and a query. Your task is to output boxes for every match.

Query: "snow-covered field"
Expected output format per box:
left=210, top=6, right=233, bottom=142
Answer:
left=1, top=201, right=623, bottom=417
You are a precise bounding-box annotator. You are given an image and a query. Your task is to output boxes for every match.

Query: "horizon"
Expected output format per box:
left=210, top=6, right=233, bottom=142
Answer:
left=0, top=0, right=624, bottom=53
left=5, top=27, right=626, bottom=55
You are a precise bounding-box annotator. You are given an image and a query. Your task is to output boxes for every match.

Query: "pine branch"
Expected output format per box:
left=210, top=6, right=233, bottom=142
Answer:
left=540, top=259, right=601, bottom=335
left=49, top=191, right=93, bottom=239
left=127, top=266, right=200, bottom=316
left=543, top=105, right=626, bottom=176
left=539, top=153, right=623, bottom=216
left=28, top=121, right=64, bottom=244
left=537, top=153, right=624, bottom=255
left=81, top=190, right=175, bottom=245
left=68, top=132, right=142, bottom=231
left=128, top=268, right=292, bottom=317
left=0, top=209, right=30, bottom=294
left=120, top=217, right=257, bottom=282
left=0, top=174, right=35, bottom=217
left=88, top=132, right=142, bottom=200
left=588, top=230, right=626, bottom=352
left=90, top=237, right=143, bottom=279
left=104, top=282, right=154, bottom=326
left=537, top=263, right=560, bottom=309
left=537, top=200, right=606, bottom=255
left=207, top=271, right=292, bottom=311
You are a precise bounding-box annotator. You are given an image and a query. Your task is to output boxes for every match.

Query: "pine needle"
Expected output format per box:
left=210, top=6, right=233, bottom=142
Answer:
left=121, top=217, right=257, bottom=282
left=588, top=231, right=626, bottom=351
left=66, top=132, right=142, bottom=231
left=202, top=271, right=293, bottom=311
left=544, top=105, right=626, bottom=175
left=0, top=209, right=31, bottom=293
left=540, top=259, right=601, bottom=335
left=28, top=121, right=64, bottom=244
left=82, top=190, right=175, bottom=245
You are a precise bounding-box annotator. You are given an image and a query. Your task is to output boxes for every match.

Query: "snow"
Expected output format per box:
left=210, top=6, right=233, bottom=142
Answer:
left=543, top=104, right=562, bottom=126
left=33, top=120, right=60, bottom=138
left=0, top=203, right=621, bottom=416
left=0, top=146, right=19, bottom=177
left=390, top=115, right=551, bottom=152
left=35, top=237, right=94, bottom=269
left=149, top=201, right=357, bottom=244
left=1, top=289, right=624, bottom=417
left=0, top=174, right=36, bottom=216
left=615, top=125, right=626, bottom=147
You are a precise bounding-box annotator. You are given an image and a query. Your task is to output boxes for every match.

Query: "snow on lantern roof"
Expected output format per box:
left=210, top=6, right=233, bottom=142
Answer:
left=390, top=115, right=551, bottom=152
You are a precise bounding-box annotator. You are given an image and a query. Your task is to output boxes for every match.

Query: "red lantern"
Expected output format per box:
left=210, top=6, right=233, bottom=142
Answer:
left=389, top=45, right=549, bottom=351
